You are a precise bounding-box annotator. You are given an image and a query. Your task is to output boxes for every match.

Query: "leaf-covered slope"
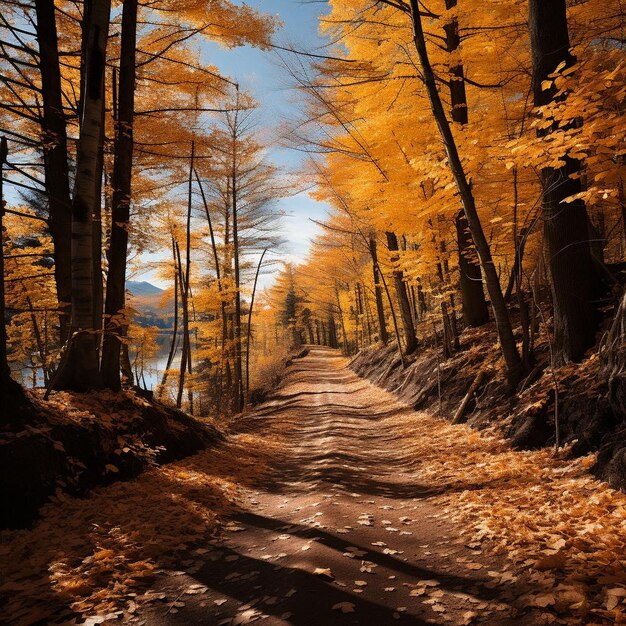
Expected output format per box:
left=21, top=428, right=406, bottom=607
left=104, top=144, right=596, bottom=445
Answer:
left=0, top=390, right=223, bottom=529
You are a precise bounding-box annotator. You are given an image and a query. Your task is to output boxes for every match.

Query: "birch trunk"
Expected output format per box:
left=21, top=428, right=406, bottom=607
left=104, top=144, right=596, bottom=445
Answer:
left=101, top=0, right=138, bottom=389
left=54, top=0, right=111, bottom=391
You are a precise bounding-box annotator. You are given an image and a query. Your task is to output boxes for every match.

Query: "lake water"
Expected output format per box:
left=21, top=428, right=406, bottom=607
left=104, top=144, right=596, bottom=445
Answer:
left=129, top=331, right=179, bottom=392
left=17, top=331, right=179, bottom=392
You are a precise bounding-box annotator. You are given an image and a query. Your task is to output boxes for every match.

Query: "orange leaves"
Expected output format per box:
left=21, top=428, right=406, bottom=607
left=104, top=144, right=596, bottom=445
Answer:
left=0, top=423, right=281, bottom=624
left=533, top=549, right=567, bottom=572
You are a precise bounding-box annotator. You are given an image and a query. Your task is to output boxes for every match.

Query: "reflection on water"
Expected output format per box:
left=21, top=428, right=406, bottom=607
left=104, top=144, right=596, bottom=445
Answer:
left=129, top=332, right=178, bottom=392
left=17, top=331, right=180, bottom=392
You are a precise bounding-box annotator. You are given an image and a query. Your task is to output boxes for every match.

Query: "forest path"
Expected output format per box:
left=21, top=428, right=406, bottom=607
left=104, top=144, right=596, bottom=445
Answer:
left=138, top=347, right=551, bottom=626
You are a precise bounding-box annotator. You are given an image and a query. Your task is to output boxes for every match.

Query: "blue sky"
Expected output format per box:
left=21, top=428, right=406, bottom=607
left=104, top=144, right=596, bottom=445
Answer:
left=138, top=0, right=333, bottom=289
left=204, top=1, right=333, bottom=283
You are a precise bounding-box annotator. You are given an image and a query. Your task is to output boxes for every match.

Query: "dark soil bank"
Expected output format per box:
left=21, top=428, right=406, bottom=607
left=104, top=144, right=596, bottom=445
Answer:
left=0, top=390, right=223, bottom=529
left=350, top=322, right=626, bottom=491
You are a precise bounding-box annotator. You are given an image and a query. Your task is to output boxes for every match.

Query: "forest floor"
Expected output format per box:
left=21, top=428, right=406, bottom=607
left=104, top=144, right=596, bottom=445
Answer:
left=2, top=347, right=626, bottom=626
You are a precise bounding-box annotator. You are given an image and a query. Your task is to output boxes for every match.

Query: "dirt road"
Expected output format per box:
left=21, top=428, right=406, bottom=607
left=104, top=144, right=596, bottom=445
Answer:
left=136, top=347, right=551, bottom=626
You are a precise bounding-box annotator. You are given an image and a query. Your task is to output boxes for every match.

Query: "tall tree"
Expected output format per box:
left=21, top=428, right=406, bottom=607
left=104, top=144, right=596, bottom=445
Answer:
left=245, top=247, right=267, bottom=403
left=101, top=0, right=138, bottom=389
left=54, top=0, right=112, bottom=391
left=386, top=231, right=418, bottom=354
left=34, top=0, right=73, bottom=340
left=403, top=0, right=522, bottom=384
left=443, top=0, right=489, bottom=328
left=369, top=233, right=388, bottom=343
left=528, top=0, right=598, bottom=363
left=229, top=103, right=244, bottom=413
left=176, top=145, right=195, bottom=410
left=0, top=138, right=30, bottom=421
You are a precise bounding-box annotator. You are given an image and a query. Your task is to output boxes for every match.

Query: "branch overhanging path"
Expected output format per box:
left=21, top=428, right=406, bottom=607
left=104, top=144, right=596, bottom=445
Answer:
left=3, top=347, right=621, bottom=625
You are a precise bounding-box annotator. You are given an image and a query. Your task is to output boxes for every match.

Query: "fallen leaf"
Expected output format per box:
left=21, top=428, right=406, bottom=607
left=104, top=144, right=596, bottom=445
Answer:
left=313, top=567, right=335, bottom=581
left=534, top=550, right=567, bottom=571
left=332, top=602, right=355, bottom=613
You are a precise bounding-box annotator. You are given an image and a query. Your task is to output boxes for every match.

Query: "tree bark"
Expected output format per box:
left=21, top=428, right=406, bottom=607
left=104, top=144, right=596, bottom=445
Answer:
left=245, top=248, right=267, bottom=404
left=529, top=0, right=598, bottom=364
left=360, top=284, right=374, bottom=346
left=195, top=170, right=229, bottom=408
left=54, top=0, right=111, bottom=391
left=101, top=0, right=138, bottom=389
left=176, top=144, right=194, bottom=409
left=328, top=315, right=338, bottom=348
left=92, top=64, right=106, bottom=355
left=0, top=137, right=30, bottom=421
left=386, top=231, right=418, bottom=354
left=0, top=137, right=10, bottom=383
left=442, top=0, right=489, bottom=328
left=618, top=178, right=626, bottom=251
left=34, top=0, right=73, bottom=340
left=455, top=211, right=489, bottom=326
left=407, top=0, right=522, bottom=384
left=335, top=284, right=349, bottom=354
left=175, top=240, right=188, bottom=409
left=369, top=233, right=389, bottom=343
left=160, top=237, right=179, bottom=395
left=231, top=123, right=244, bottom=413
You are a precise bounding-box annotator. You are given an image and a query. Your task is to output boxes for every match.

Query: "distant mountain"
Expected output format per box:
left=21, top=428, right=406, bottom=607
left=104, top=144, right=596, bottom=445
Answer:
left=127, top=280, right=164, bottom=296
left=126, top=280, right=174, bottom=329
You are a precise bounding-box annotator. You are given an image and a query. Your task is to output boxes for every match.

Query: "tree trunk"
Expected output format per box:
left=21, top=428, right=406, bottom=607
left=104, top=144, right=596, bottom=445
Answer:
left=160, top=237, right=179, bottom=394
left=120, top=332, right=133, bottom=385
left=529, top=0, right=598, bottom=364
left=435, top=249, right=454, bottom=358
left=407, top=0, right=522, bottom=384
left=441, top=0, right=490, bottom=328
left=245, top=249, right=267, bottom=404
left=455, top=211, right=489, bottom=326
left=358, top=281, right=373, bottom=345
left=54, top=0, right=111, bottom=391
left=386, top=231, right=418, bottom=354
left=435, top=232, right=460, bottom=355
left=231, top=136, right=244, bottom=414
left=369, top=233, right=389, bottom=343
left=24, top=292, right=48, bottom=384
left=335, top=285, right=349, bottom=354
left=1, top=138, right=11, bottom=383
left=176, top=144, right=194, bottom=409
left=34, top=0, right=73, bottom=341
left=417, top=283, right=427, bottom=316
left=618, top=178, right=626, bottom=251
left=328, top=315, right=338, bottom=348
left=195, top=170, right=228, bottom=409
left=101, top=0, right=138, bottom=389
left=92, top=77, right=105, bottom=355
left=175, top=240, right=189, bottom=409
left=362, top=284, right=374, bottom=346
left=0, top=137, right=30, bottom=421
